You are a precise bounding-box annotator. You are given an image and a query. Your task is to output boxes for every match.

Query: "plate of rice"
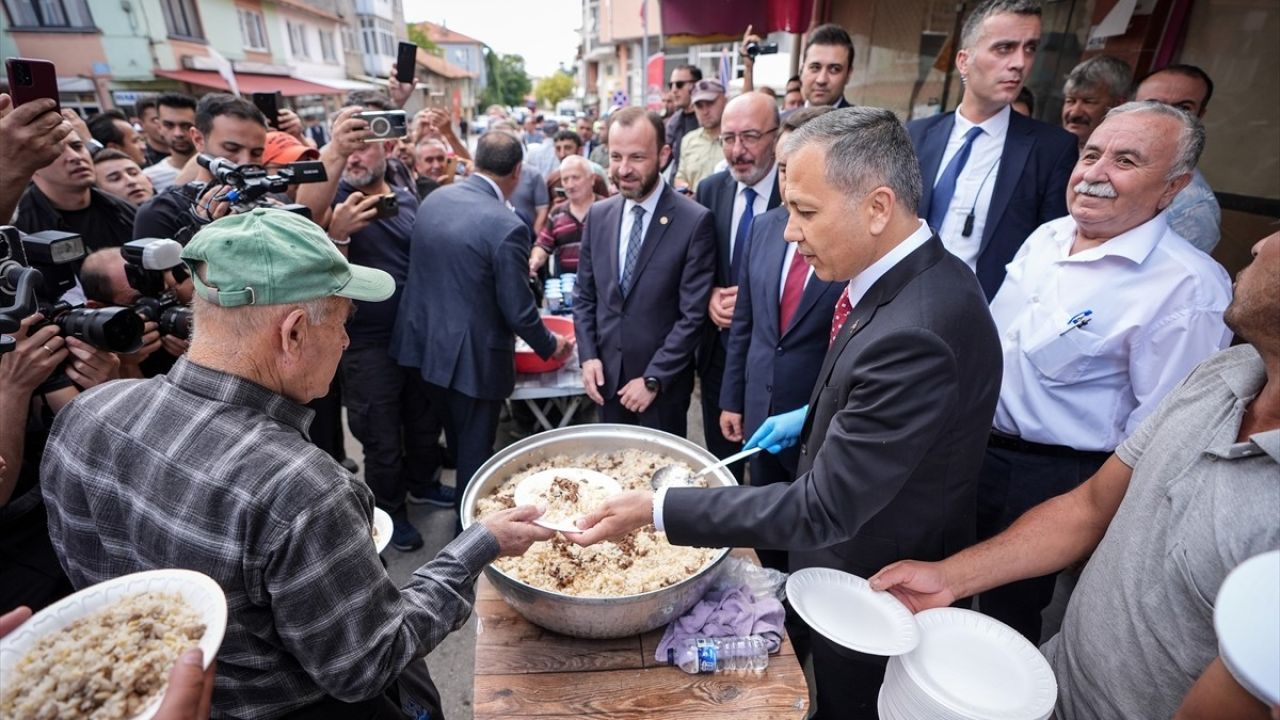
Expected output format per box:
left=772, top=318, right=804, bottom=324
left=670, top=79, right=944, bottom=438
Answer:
left=512, top=467, right=622, bottom=532
left=0, top=569, right=227, bottom=720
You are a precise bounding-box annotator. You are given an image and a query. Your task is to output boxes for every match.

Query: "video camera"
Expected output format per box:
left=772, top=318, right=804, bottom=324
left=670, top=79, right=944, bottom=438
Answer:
left=195, top=154, right=326, bottom=216
left=744, top=41, right=779, bottom=58
left=0, top=226, right=144, bottom=356
left=121, top=238, right=193, bottom=341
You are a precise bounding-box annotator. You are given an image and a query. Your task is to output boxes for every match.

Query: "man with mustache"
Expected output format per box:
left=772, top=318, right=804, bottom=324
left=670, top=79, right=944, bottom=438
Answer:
left=873, top=225, right=1279, bottom=720
left=1061, top=55, right=1133, bottom=148
left=691, top=92, right=784, bottom=474
left=574, top=107, right=716, bottom=436
left=970, top=101, right=1233, bottom=642
left=907, top=0, right=1078, bottom=299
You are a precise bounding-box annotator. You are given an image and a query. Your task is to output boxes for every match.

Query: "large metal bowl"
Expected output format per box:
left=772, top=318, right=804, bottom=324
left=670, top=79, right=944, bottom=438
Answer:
left=461, top=424, right=737, bottom=638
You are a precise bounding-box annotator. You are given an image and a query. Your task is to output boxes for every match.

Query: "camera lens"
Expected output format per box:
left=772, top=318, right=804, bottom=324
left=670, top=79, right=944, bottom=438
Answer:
left=370, top=117, right=390, bottom=136
left=160, top=305, right=194, bottom=340
left=57, top=306, right=145, bottom=353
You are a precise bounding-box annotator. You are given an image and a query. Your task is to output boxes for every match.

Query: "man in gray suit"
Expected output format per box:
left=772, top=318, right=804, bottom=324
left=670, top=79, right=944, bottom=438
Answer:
left=574, top=107, right=716, bottom=436
left=571, top=108, right=1001, bottom=719
left=392, top=132, right=572, bottom=531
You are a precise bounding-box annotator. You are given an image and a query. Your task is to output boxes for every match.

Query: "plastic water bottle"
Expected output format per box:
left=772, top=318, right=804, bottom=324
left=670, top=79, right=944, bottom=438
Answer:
left=668, top=635, right=769, bottom=674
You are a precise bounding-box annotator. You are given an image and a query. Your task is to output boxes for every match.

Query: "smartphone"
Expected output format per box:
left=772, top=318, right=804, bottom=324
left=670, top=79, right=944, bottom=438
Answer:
left=554, top=187, right=567, bottom=199
left=252, top=91, right=281, bottom=128
left=374, top=192, right=398, bottom=219
left=355, top=110, right=407, bottom=141
left=396, top=42, right=418, bottom=84
left=5, top=58, right=60, bottom=112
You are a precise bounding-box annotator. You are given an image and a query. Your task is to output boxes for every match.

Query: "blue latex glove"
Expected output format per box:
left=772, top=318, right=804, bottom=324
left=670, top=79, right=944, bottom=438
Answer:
left=743, top=405, right=809, bottom=454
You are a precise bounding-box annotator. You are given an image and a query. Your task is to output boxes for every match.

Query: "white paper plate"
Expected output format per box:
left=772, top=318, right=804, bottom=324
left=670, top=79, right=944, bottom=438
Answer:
left=899, top=607, right=1057, bottom=719
left=512, top=467, right=621, bottom=532
left=372, top=507, right=393, bottom=554
left=1215, top=550, right=1280, bottom=705
left=786, top=567, right=920, bottom=656
left=0, top=569, right=228, bottom=720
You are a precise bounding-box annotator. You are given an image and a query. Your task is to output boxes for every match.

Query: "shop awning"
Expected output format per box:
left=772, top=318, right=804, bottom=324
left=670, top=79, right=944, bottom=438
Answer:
left=153, top=69, right=341, bottom=97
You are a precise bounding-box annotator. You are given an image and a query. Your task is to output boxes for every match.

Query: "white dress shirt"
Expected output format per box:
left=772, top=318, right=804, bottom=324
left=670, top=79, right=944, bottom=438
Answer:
left=729, top=164, right=778, bottom=269
left=934, top=106, right=1009, bottom=270
left=655, top=218, right=934, bottom=530
left=990, top=213, right=1233, bottom=452
left=617, top=182, right=664, bottom=282
left=778, top=243, right=814, bottom=300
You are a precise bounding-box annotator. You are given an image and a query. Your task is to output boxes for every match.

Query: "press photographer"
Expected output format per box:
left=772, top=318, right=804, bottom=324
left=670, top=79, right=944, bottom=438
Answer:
left=132, top=93, right=271, bottom=243
left=0, top=226, right=124, bottom=613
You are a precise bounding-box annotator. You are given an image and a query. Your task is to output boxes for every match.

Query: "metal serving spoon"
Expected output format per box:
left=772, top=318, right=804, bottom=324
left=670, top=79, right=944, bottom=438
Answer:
left=650, top=446, right=764, bottom=491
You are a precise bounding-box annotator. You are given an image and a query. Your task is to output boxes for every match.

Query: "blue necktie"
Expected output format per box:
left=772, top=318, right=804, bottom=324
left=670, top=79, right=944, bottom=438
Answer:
left=620, top=205, right=646, bottom=296
left=927, top=126, right=984, bottom=233
left=731, top=187, right=757, bottom=283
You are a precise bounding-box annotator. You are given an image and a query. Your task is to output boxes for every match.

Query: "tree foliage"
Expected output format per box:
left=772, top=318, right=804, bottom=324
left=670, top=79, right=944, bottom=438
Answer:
left=481, top=50, right=532, bottom=109
left=534, top=71, right=575, bottom=109
left=406, top=24, right=440, bottom=55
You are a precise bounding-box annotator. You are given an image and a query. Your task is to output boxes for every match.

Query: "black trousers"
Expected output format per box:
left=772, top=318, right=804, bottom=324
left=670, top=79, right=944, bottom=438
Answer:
left=697, top=342, right=746, bottom=481
left=340, top=346, right=444, bottom=519
left=426, top=383, right=502, bottom=535
left=280, top=658, right=443, bottom=719
left=600, top=392, right=690, bottom=437
left=975, top=441, right=1108, bottom=643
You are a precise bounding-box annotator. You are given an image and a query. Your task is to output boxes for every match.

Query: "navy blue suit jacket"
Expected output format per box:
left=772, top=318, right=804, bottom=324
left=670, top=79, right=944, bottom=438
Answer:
left=573, top=184, right=716, bottom=398
left=390, top=175, right=555, bottom=400
left=694, top=169, right=782, bottom=366
left=720, top=207, right=843, bottom=440
left=907, top=109, right=1077, bottom=299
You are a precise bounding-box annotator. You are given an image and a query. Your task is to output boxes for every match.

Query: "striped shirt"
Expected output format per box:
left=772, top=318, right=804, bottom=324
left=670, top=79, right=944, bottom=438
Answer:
left=41, top=357, right=499, bottom=719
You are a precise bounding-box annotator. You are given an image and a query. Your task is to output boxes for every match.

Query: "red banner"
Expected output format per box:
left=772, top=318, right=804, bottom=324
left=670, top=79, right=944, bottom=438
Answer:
left=660, top=0, right=812, bottom=37
left=646, top=52, right=666, bottom=111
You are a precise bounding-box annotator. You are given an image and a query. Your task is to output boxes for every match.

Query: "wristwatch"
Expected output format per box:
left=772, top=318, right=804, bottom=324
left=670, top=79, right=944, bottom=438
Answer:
left=644, top=376, right=661, bottom=394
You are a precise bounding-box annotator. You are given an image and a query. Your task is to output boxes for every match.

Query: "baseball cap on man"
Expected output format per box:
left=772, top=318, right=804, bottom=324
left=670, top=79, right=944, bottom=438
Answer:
left=263, top=131, right=320, bottom=167
left=691, top=79, right=726, bottom=103
left=182, top=208, right=394, bottom=307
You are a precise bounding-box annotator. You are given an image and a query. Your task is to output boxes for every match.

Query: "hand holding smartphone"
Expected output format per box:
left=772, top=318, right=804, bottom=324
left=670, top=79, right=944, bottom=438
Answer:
left=5, top=58, right=60, bottom=112
left=252, top=92, right=282, bottom=129
left=396, top=43, right=418, bottom=84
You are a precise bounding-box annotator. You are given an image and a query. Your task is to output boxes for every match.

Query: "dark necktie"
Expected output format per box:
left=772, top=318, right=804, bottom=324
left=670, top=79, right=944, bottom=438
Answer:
left=620, top=205, right=646, bottom=296
left=779, top=250, right=809, bottom=333
left=829, top=286, right=852, bottom=348
left=926, top=125, right=984, bottom=233
left=731, top=187, right=757, bottom=283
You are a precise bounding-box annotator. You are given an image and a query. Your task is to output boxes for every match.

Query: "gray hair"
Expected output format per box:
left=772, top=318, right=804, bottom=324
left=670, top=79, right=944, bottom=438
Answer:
left=1104, top=100, right=1205, bottom=179
left=1064, top=55, right=1133, bottom=99
left=960, top=0, right=1042, bottom=50
left=191, top=293, right=340, bottom=340
left=783, top=107, right=923, bottom=214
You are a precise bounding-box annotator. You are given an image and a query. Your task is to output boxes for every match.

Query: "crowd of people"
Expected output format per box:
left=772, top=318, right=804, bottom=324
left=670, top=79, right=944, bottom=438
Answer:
left=0, top=0, right=1275, bottom=717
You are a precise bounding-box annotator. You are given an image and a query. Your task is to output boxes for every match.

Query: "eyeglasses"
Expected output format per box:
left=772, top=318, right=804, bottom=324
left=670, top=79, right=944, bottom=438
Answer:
left=720, top=127, right=779, bottom=147
left=668, top=80, right=691, bottom=90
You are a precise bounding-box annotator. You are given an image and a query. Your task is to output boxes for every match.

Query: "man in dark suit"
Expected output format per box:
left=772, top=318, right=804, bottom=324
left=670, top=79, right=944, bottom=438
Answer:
left=906, top=0, right=1077, bottom=300
left=794, top=23, right=855, bottom=111
left=574, top=107, right=716, bottom=436
left=571, top=108, right=1002, bottom=720
left=719, top=108, right=844, bottom=569
left=694, top=92, right=783, bottom=469
left=391, top=131, right=572, bottom=530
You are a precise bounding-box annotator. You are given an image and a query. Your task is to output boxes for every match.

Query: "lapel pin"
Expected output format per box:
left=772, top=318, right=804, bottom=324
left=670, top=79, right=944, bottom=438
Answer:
left=659, top=216, right=669, bottom=225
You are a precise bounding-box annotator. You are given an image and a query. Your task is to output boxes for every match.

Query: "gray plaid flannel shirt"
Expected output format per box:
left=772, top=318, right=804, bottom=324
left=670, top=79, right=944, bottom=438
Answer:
left=41, top=357, right=500, bottom=719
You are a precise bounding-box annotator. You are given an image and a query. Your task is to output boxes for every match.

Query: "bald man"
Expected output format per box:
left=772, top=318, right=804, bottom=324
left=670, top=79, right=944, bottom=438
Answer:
left=693, top=92, right=784, bottom=473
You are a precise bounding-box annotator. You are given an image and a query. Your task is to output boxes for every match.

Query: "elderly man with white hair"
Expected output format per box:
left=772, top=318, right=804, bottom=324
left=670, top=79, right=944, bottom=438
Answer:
left=971, top=100, right=1233, bottom=643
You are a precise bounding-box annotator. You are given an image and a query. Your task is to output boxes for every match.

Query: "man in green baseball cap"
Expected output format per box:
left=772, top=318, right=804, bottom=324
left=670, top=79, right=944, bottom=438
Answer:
left=42, top=207, right=555, bottom=718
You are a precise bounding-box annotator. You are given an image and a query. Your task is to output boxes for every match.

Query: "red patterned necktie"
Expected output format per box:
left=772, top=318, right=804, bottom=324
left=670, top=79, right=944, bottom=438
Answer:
left=778, top=251, right=810, bottom=332
left=829, top=286, right=852, bottom=347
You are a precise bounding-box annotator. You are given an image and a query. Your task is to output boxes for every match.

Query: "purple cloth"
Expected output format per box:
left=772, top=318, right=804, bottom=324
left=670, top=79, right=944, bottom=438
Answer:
left=654, top=583, right=786, bottom=662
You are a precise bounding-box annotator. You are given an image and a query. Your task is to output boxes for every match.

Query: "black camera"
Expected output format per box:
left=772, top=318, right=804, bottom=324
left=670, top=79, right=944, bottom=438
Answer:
left=744, top=41, right=779, bottom=58
left=121, top=238, right=193, bottom=340
left=0, top=226, right=144, bottom=356
left=374, top=192, right=398, bottom=220
left=356, top=110, right=408, bottom=141
left=195, top=154, right=327, bottom=215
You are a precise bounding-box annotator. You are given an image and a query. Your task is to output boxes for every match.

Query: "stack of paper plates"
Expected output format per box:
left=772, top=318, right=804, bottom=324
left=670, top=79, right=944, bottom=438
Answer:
left=787, top=569, right=1057, bottom=720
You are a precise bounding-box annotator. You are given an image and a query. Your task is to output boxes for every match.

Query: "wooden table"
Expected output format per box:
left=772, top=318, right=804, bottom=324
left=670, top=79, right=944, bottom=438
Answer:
left=473, top=550, right=810, bottom=719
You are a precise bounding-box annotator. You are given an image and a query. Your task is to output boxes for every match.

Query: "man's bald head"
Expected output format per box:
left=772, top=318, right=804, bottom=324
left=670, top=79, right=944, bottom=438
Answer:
left=80, top=249, right=138, bottom=307
left=720, top=92, right=781, bottom=186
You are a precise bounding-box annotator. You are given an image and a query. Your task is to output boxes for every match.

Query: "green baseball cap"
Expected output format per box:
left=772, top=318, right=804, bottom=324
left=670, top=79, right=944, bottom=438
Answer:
left=181, top=208, right=394, bottom=307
